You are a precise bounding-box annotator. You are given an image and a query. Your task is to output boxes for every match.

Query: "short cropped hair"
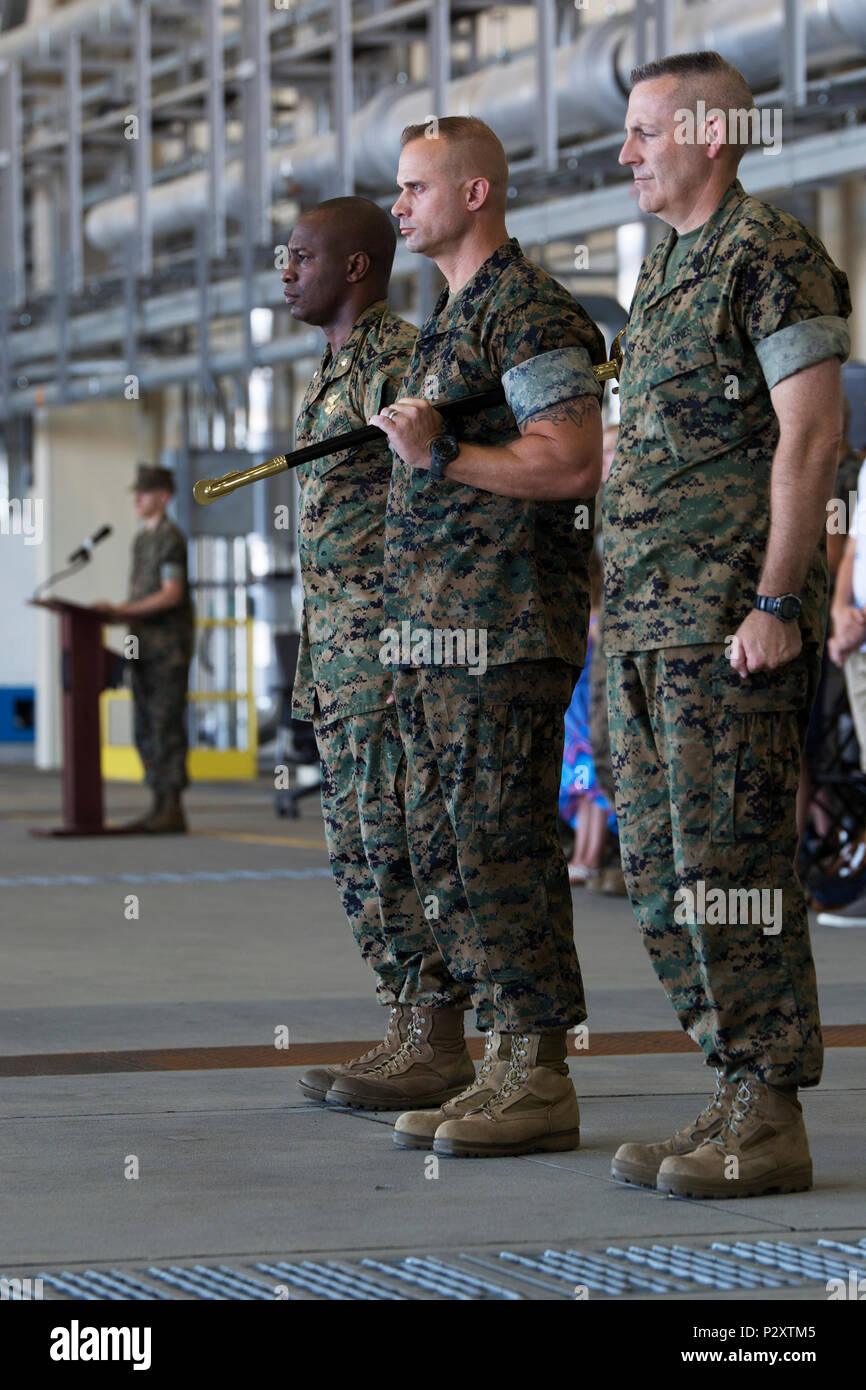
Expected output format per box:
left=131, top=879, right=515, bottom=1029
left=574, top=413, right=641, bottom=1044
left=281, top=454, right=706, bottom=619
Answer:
left=400, top=115, right=508, bottom=205
left=630, top=51, right=755, bottom=163
left=304, top=195, right=397, bottom=278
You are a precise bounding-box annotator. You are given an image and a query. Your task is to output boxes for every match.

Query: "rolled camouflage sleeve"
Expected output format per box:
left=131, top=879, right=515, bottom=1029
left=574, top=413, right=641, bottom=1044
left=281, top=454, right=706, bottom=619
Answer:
left=742, top=238, right=852, bottom=389
left=490, top=299, right=606, bottom=424
left=502, top=345, right=603, bottom=425
left=755, top=315, right=850, bottom=390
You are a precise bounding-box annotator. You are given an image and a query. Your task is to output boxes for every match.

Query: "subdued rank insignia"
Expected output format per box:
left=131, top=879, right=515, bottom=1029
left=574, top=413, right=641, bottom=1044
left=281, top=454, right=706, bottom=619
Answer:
left=324, top=392, right=340, bottom=416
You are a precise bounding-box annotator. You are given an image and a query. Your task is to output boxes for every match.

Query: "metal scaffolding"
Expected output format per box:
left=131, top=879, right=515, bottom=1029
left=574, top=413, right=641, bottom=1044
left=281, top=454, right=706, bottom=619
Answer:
left=0, top=0, right=864, bottom=429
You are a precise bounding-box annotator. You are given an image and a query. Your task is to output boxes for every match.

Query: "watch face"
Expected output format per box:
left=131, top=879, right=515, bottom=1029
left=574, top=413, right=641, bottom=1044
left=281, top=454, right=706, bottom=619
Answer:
left=431, top=434, right=459, bottom=466
left=779, top=596, right=801, bottom=621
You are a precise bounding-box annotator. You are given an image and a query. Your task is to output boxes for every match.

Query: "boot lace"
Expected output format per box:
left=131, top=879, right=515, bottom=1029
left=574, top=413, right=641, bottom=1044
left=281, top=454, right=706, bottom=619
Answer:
left=364, top=1010, right=426, bottom=1076
left=349, top=1006, right=402, bottom=1068
left=691, top=1069, right=729, bottom=1129
left=709, top=1078, right=754, bottom=1149
left=477, top=1034, right=529, bottom=1115
left=476, top=1030, right=498, bottom=1083
left=448, top=1030, right=497, bottom=1105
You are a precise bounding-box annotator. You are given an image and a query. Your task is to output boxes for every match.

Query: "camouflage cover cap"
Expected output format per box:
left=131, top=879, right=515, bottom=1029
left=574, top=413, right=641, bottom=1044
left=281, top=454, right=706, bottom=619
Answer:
left=131, top=463, right=175, bottom=493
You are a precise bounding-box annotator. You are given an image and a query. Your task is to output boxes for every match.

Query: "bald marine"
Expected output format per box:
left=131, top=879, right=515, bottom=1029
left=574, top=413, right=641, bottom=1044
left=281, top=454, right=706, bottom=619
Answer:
left=393, top=115, right=510, bottom=268
left=281, top=196, right=397, bottom=332
left=401, top=115, right=508, bottom=209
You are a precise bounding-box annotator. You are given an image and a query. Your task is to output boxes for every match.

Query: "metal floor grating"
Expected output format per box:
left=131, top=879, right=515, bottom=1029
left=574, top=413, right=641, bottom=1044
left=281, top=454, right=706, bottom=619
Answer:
left=4, top=1238, right=865, bottom=1300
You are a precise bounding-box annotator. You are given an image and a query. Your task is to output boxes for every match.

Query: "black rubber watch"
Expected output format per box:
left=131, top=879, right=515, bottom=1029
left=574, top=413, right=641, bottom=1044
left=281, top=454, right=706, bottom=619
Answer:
left=754, top=593, right=802, bottom=623
left=428, top=433, right=460, bottom=482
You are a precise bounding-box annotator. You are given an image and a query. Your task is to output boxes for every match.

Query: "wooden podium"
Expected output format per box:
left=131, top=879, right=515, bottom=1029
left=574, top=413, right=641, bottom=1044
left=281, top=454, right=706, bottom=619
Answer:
left=29, top=597, right=132, bottom=837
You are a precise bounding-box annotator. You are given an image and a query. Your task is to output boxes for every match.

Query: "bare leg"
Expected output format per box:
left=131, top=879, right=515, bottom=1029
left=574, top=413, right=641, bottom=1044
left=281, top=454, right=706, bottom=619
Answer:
left=570, top=800, right=607, bottom=873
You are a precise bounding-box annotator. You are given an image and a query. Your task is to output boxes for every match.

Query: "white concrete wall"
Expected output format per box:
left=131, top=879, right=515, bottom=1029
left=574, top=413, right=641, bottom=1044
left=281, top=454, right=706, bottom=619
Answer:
left=818, top=176, right=866, bottom=362
left=0, top=512, right=38, bottom=685
left=32, top=398, right=160, bottom=769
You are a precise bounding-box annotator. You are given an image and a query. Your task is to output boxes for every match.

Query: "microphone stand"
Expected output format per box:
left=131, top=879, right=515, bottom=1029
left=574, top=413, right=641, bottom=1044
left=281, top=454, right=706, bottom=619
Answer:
left=32, top=555, right=90, bottom=600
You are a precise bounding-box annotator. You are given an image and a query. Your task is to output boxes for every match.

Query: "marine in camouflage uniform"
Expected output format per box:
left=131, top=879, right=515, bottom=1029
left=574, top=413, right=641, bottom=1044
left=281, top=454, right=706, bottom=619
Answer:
left=603, top=174, right=851, bottom=1106
left=347, top=116, right=611, bottom=1152
left=384, top=235, right=606, bottom=1035
left=125, top=468, right=194, bottom=818
left=285, top=200, right=484, bottom=1113
left=291, top=296, right=471, bottom=1015
left=588, top=601, right=613, bottom=806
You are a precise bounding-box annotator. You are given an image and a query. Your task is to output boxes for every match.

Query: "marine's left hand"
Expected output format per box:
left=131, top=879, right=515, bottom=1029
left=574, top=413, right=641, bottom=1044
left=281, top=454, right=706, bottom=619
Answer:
left=369, top=396, right=444, bottom=470
left=91, top=600, right=119, bottom=620
left=728, top=608, right=802, bottom=678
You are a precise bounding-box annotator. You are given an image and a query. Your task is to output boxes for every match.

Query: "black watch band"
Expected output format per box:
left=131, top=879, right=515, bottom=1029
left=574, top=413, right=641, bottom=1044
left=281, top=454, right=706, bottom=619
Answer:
left=754, top=593, right=802, bottom=623
left=428, top=432, right=460, bottom=482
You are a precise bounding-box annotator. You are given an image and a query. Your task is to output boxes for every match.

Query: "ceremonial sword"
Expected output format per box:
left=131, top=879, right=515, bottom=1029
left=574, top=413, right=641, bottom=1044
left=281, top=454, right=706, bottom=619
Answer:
left=193, top=328, right=624, bottom=505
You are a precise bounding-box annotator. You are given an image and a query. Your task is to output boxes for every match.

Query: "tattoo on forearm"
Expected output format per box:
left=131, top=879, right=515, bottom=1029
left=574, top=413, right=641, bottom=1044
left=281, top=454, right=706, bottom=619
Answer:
left=520, top=395, right=600, bottom=431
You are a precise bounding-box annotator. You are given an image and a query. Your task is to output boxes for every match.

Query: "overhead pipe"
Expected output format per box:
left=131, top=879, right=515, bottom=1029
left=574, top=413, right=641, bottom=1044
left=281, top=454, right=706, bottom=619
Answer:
left=83, top=0, right=866, bottom=254
left=8, top=327, right=324, bottom=415
left=0, top=0, right=136, bottom=59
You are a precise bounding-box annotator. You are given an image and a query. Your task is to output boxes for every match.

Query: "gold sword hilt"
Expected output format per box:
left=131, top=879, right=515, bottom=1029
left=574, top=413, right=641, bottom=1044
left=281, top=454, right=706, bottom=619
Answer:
left=193, top=455, right=288, bottom=505
left=594, top=327, right=625, bottom=387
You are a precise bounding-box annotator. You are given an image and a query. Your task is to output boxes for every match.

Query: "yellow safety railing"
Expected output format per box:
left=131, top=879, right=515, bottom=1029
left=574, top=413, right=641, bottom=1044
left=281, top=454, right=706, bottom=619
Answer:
left=100, top=617, right=258, bottom=782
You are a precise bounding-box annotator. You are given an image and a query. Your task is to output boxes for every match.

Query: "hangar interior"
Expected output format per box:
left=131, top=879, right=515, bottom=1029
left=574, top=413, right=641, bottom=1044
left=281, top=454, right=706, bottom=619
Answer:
left=1, top=0, right=865, bottom=1304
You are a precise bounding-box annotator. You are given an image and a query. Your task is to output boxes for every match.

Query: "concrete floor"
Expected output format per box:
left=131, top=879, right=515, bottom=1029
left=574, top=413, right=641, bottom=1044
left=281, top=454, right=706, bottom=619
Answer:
left=2, top=757, right=865, bottom=1303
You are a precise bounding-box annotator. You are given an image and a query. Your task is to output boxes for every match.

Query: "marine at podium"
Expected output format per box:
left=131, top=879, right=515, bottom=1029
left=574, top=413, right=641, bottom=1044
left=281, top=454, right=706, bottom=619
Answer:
left=91, top=464, right=194, bottom=834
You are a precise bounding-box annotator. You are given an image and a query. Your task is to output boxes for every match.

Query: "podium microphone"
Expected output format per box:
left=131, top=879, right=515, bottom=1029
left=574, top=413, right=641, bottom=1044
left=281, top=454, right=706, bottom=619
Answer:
left=33, top=524, right=114, bottom=598
left=67, top=525, right=112, bottom=565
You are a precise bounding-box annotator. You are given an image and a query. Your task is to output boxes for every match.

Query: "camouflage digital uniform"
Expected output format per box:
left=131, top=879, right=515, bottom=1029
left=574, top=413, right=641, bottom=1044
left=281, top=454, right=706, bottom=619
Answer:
left=588, top=602, right=614, bottom=805
left=128, top=515, right=194, bottom=795
left=602, top=178, right=851, bottom=1087
left=385, top=237, right=607, bottom=1033
left=291, top=300, right=470, bottom=1010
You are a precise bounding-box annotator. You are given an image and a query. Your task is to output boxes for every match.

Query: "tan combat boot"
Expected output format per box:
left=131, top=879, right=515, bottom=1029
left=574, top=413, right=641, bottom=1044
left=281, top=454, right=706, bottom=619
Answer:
left=611, top=1071, right=737, bottom=1188
left=433, top=1031, right=580, bottom=1158
left=121, top=791, right=161, bottom=833
left=325, top=1005, right=475, bottom=1111
left=656, top=1078, right=813, bottom=1199
left=392, top=1030, right=512, bottom=1149
left=297, top=1004, right=411, bottom=1102
left=143, top=792, right=187, bottom=834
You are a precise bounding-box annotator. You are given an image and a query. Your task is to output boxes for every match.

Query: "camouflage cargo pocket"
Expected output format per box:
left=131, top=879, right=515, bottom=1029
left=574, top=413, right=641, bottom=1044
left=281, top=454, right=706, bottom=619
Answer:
left=347, top=714, right=387, bottom=825
left=709, top=665, right=808, bottom=843
left=380, top=707, right=406, bottom=816
left=315, top=718, right=349, bottom=807
left=648, top=337, right=755, bottom=467
left=472, top=701, right=533, bottom=835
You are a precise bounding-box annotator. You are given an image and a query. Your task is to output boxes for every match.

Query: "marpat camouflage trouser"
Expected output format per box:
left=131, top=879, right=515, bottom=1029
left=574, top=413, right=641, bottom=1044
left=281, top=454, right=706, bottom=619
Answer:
left=314, top=702, right=471, bottom=1011
left=607, top=642, right=823, bottom=1088
left=589, top=620, right=614, bottom=805
left=393, top=659, right=586, bottom=1033
left=130, top=659, right=189, bottom=794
